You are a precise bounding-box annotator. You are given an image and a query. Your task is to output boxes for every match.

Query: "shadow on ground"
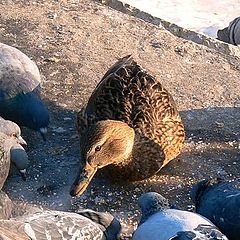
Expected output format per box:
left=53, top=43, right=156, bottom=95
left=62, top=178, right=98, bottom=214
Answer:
left=3, top=104, right=239, bottom=237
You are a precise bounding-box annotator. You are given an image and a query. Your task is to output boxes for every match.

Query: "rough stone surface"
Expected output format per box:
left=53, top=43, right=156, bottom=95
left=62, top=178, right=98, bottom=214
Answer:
left=0, top=0, right=239, bottom=239
left=97, top=0, right=240, bottom=57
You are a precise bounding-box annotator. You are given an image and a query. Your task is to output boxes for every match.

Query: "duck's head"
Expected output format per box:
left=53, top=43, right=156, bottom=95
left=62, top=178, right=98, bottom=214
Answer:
left=70, top=120, right=135, bottom=197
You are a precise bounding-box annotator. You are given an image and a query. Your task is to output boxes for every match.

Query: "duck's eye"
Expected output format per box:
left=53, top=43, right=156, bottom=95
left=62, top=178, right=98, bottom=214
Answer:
left=95, top=145, right=101, bottom=152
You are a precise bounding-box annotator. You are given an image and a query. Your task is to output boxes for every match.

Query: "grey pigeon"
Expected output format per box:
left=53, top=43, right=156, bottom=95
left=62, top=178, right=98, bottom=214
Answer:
left=217, top=17, right=240, bottom=45
left=0, top=209, right=121, bottom=240
left=191, top=178, right=240, bottom=240
left=0, top=42, right=49, bottom=140
left=133, top=192, right=228, bottom=240
left=0, top=132, right=26, bottom=189
left=0, top=117, right=28, bottom=180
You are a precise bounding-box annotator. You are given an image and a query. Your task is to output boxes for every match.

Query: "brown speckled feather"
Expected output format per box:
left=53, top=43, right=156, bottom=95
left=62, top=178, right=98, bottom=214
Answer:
left=77, top=55, right=185, bottom=181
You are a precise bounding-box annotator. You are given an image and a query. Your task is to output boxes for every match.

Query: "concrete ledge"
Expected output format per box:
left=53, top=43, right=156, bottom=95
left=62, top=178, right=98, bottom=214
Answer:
left=96, top=0, right=240, bottom=57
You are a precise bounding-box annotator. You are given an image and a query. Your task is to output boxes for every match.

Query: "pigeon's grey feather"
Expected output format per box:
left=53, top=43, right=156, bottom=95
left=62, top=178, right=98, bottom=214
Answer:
left=0, top=42, right=49, bottom=138
left=133, top=192, right=228, bottom=240
left=191, top=178, right=240, bottom=240
left=0, top=209, right=121, bottom=240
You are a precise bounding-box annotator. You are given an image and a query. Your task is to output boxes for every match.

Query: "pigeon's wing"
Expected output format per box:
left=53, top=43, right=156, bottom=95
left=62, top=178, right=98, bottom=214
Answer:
left=15, top=211, right=105, bottom=240
left=170, top=224, right=228, bottom=240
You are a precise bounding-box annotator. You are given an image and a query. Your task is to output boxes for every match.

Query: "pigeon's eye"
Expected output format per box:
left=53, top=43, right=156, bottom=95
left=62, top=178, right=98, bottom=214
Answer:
left=12, top=133, right=17, bottom=138
left=95, top=145, right=101, bottom=152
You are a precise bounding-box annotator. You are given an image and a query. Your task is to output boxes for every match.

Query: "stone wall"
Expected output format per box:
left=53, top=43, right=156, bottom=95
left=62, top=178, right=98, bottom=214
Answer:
left=96, top=0, right=240, bottom=57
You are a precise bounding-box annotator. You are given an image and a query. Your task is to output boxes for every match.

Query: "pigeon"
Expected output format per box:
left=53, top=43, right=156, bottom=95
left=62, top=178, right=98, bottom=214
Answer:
left=191, top=178, right=240, bottom=240
left=0, top=42, right=50, bottom=140
left=0, top=131, right=27, bottom=189
left=217, top=17, right=240, bottom=45
left=0, top=209, right=121, bottom=240
left=0, top=190, right=12, bottom=219
left=0, top=117, right=28, bottom=180
left=132, top=192, right=228, bottom=240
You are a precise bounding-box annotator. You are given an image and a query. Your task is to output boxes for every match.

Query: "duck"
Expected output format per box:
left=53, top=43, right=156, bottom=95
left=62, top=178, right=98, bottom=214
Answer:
left=0, top=209, right=121, bottom=240
left=132, top=192, right=228, bottom=240
left=0, top=117, right=28, bottom=180
left=0, top=42, right=50, bottom=141
left=191, top=178, right=240, bottom=240
left=70, top=55, right=185, bottom=197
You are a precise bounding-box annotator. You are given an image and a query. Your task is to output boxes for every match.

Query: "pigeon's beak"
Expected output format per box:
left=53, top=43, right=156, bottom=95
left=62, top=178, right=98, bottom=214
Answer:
left=19, top=169, right=27, bottom=181
left=39, top=127, right=47, bottom=142
left=70, top=162, right=97, bottom=197
left=18, top=136, right=27, bottom=146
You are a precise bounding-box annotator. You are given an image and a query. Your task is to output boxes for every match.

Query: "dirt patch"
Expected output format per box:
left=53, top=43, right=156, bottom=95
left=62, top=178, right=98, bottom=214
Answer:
left=1, top=0, right=239, bottom=238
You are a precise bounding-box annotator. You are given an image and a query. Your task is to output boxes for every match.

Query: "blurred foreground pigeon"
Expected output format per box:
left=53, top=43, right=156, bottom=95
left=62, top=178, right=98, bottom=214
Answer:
left=0, top=190, right=12, bottom=219
left=191, top=178, right=240, bottom=240
left=217, top=17, right=240, bottom=45
left=0, top=42, right=50, bottom=140
left=0, top=209, right=121, bottom=239
left=133, top=192, right=228, bottom=240
left=0, top=117, right=28, bottom=180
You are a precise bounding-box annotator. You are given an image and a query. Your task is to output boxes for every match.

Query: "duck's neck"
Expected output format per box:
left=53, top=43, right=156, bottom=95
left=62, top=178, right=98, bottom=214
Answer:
left=105, top=132, right=164, bottom=181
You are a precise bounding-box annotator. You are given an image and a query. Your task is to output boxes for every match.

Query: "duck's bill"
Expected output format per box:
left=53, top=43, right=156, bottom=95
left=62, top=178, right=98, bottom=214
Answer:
left=70, top=163, right=97, bottom=197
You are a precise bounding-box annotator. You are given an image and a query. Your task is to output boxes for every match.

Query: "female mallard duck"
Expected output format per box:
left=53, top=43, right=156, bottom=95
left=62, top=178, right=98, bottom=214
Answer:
left=70, top=55, right=185, bottom=197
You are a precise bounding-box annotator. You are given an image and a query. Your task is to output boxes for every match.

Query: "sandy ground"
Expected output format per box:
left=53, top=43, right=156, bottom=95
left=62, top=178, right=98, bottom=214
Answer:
left=122, top=0, right=240, bottom=37
left=0, top=0, right=240, bottom=239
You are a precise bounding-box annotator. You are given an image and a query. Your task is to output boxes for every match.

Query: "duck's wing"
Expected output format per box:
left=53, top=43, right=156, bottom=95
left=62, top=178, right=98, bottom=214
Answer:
left=0, top=43, right=41, bottom=100
left=77, top=55, right=133, bottom=135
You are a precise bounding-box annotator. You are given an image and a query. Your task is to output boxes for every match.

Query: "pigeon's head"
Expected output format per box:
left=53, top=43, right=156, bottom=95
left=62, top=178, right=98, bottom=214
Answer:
left=191, top=178, right=224, bottom=207
left=10, top=143, right=29, bottom=181
left=138, top=192, right=170, bottom=224
left=0, top=118, right=27, bottom=146
left=77, top=209, right=122, bottom=240
left=70, top=120, right=135, bottom=197
left=19, top=92, right=50, bottom=140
